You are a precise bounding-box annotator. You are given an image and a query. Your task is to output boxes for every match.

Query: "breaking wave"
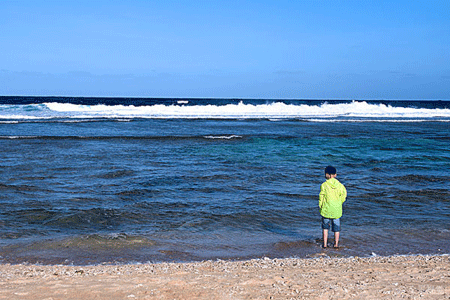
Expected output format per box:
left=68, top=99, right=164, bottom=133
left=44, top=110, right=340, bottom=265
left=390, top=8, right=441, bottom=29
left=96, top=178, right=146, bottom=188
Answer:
left=0, top=100, right=449, bottom=121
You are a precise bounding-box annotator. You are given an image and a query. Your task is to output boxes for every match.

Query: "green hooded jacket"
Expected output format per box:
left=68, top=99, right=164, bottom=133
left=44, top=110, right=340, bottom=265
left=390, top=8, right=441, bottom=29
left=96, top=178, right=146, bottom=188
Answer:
left=319, top=177, right=347, bottom=219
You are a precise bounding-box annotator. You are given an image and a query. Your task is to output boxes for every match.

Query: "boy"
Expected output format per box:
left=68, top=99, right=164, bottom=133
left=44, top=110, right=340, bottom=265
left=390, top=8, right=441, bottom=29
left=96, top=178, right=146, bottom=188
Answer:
left=319, top=166, right=347, bottom=248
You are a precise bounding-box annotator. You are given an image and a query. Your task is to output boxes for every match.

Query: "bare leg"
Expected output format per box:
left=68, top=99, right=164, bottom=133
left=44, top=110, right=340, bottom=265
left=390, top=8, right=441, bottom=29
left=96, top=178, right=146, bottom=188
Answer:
left=334, top=231, right=340, bottom=248
left=322, top=229, right=328, bottom=248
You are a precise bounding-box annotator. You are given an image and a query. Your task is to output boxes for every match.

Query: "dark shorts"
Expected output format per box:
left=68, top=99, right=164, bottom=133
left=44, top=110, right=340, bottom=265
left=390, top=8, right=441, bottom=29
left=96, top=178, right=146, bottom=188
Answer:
left=322, top=217, right=341, bottom=232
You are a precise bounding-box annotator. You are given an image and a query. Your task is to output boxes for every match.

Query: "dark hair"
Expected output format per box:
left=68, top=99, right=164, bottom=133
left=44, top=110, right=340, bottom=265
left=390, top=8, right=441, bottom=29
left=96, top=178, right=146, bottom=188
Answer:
left=325, top=166, right=336, bottom=175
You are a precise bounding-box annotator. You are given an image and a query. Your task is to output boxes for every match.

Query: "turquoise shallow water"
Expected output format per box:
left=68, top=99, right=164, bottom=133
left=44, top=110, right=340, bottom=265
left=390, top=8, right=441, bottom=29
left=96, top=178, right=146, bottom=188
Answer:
left=0, top=98, right=449, bottom=264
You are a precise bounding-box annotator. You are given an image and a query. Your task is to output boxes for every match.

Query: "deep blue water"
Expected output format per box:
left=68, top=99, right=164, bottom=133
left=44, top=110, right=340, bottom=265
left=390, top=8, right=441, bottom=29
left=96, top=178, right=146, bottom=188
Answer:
left=0, top=97, right=449, bottom=264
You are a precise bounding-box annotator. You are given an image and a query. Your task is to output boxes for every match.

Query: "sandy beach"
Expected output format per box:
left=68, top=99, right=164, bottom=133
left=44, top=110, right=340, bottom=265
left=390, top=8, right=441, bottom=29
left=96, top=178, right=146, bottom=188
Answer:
left=1, top=254, right=449, bottom=299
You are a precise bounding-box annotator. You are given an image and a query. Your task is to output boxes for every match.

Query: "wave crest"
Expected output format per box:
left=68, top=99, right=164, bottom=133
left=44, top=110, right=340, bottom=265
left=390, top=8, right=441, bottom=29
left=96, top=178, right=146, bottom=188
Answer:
left=0, top=101, right=449, bottom=120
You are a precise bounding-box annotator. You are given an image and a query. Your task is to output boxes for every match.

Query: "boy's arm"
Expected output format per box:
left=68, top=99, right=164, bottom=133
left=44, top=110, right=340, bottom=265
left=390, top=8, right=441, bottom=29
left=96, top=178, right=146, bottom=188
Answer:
left=319, top=184, right=325, bottom=208
left=341, top=185, right=347, bottom=203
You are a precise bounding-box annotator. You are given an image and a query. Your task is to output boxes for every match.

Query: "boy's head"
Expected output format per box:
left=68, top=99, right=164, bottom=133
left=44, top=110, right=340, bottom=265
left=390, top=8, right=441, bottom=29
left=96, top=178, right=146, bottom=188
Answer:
left=325, top=166, right=337, bottom=179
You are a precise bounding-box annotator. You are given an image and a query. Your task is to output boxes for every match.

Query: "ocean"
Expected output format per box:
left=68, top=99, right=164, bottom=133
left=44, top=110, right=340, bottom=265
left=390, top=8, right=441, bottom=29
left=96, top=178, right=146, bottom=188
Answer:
left=0, top=97, right=449, bottom=265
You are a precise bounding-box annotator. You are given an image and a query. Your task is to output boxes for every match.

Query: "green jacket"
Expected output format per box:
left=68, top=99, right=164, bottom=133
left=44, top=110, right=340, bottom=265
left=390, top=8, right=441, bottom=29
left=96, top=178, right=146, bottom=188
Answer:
left=319, top=178, right=347, bottom=219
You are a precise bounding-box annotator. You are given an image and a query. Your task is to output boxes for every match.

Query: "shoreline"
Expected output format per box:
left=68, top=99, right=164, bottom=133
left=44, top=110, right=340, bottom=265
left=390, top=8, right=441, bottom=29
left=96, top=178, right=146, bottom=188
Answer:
left=1, top=254, right=449, bottom=299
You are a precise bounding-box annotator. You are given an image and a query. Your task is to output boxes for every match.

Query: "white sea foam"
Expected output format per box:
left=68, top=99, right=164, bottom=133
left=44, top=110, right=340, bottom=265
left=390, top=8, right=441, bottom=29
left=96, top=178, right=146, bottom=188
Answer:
left=0, top=135, right=38, bottom=139
left=203, top=135, right=243, bottom=139
left=43, top=101, right=450, bottom=119
left=1, top=101, right=449, bottom=121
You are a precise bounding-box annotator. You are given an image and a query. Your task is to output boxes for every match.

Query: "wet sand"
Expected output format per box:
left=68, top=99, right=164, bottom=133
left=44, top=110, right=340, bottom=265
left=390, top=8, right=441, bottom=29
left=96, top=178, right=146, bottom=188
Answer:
left=1, top=254, right=449, bottom=299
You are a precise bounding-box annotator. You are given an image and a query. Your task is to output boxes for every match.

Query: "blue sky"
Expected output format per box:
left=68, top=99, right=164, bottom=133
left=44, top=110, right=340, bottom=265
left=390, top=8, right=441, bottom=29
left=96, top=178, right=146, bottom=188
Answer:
left=1, top=0, right=449, bottom=99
